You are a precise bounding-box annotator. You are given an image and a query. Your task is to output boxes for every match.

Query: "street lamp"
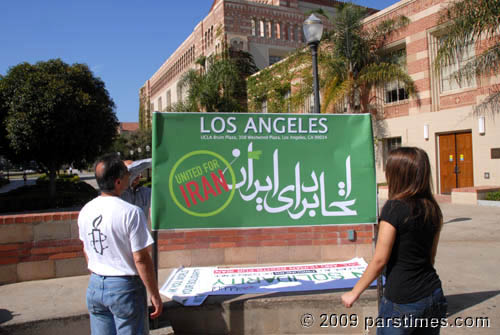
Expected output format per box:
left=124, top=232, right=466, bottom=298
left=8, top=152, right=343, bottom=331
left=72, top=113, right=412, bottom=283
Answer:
left=130, top=150, right=134, bottom=159
left=145, top=145, right=151, bottom=181
left=137, top=147, right=142, bottom=159
left=303, top=14, right=323, bottom=114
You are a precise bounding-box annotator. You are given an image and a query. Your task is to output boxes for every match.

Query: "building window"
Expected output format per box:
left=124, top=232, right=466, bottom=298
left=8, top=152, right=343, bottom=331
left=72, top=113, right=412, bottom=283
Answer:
left=383, top=137, right=402, bottom=169
left=251, top=19, right=256, bottom=36
left=167, top=90, right=171, bottom=108
left=304, top=93, right=314, bottom=113
left=158, top=97, right=162, bottom=112
left=439, top=37, right=476, bottom=92
left=260, top=20, right=265, bottom=38
left=284, top=90, right=291, bottom=113
left=384, top=48, right=408, bottom=104
left=269, top=55, right=282, bottom=66
left=385, top=82, right=409, bottom=103
left=177, top=84, right=183, bottom=102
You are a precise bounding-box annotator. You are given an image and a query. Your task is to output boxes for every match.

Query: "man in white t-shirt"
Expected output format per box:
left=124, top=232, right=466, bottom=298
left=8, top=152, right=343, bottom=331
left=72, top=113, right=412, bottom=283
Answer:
left=78, top=153, right=162, bottom=335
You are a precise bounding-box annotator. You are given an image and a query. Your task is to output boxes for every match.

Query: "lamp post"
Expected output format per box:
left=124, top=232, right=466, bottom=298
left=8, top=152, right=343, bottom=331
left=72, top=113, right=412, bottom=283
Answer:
left=137, top=147, right=142, bottom=159
left=303, top=14, right=324, bottom=114
left=130, top=150, right=134, bottom=160
left=146, top=145, right=151, bottom=181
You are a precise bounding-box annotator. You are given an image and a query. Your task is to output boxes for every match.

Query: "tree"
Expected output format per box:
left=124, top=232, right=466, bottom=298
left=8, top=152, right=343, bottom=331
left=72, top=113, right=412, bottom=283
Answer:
left=312, top=3, right=416, bottom=113
left=0, top=59, right=118, bottom=200
left=435, top=0, right=500, bottom=113
left=177, top=46, right=258, bottom=113
left=110, top=128, right=152, bottom=160
left=246, top=3, right=416, bottom=116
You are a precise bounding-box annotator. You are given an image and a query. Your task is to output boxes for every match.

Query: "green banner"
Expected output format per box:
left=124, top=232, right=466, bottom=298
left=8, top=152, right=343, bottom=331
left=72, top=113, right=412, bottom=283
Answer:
left=152, top=113, right=376, bottom=230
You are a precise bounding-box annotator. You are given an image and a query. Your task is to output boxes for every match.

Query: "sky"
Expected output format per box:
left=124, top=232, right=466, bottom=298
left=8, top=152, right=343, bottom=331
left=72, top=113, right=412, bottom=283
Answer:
left=0, top=0, right=399, bottom=122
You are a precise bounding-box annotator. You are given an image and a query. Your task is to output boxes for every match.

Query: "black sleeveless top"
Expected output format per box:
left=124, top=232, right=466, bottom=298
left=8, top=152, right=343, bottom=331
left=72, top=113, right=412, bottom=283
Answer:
left=380, top=200, right=442, bottom=304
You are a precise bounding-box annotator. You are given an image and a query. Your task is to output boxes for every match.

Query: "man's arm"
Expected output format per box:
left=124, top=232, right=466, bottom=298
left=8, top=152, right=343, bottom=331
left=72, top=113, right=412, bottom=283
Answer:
left=83, top=250, right=92, bottom=274
left=133, top=248, right=163, bottom=319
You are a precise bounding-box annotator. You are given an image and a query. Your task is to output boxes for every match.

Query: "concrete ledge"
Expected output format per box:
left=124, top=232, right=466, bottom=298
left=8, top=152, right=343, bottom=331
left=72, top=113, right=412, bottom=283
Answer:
left=451, top=186, right=500, bottom=205
left=0, top=315, right=90, bottom=335
left=378, top=186, right=388, bottom=199
left=478, top=200, right=500, bottom=207
left=165, top=289, right=378, bottom=335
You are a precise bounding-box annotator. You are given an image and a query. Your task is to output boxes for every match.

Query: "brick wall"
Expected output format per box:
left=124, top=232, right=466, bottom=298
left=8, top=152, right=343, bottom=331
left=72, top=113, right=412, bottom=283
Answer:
left=0, top=212, right=85, bottom=284
left=0, top=211, right=374, bottom=284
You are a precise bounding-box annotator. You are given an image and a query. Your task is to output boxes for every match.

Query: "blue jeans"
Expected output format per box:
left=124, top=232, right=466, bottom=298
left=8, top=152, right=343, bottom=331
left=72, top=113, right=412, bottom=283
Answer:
left=377, top=288, right=448, bottom=335
left=86, top=273, right=148, bottom=335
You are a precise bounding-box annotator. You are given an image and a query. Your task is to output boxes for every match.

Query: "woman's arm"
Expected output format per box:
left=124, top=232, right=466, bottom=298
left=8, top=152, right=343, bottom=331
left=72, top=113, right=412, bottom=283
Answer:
left=430, top=221, right=443, bottom=266
left=341, top=220, right=396, bottom=308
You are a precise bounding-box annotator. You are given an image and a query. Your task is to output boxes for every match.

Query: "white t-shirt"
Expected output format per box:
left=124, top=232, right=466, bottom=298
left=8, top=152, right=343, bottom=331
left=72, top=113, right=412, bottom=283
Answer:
left=120, top=186, right=152, bottom=220
left=78, top=196, right=154, bottom=276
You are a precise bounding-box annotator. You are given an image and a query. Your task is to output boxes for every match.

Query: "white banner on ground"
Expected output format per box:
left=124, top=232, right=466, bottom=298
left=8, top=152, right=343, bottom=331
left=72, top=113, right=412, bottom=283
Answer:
left=160, top=258, right=368, bottom=306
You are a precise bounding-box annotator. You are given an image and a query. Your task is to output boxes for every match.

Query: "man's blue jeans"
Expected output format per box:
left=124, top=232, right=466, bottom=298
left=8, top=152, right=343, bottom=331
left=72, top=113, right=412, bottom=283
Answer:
left=377, top=288, right=448, bottom=335
left=86, top=273, right=148, bottom=335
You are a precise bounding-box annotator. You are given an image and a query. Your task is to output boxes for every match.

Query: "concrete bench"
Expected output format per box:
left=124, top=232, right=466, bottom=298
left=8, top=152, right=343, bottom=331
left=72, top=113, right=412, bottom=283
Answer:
left=451, top=186, right=500, bottom=205
left=166, top=289, right=378, bottom=335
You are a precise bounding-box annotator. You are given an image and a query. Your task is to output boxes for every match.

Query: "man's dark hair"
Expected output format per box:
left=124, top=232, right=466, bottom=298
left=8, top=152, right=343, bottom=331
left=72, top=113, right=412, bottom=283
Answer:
left=94, top=153, right=128, bottom=192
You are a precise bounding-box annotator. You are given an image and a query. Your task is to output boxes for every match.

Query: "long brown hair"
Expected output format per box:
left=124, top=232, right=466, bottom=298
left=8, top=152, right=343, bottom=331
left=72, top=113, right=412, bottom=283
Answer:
left=386, top=147, right=442, bottom=227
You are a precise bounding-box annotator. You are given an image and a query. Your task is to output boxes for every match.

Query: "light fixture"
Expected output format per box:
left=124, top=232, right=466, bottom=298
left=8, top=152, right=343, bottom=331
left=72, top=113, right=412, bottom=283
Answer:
left=478, top=116, right=485, bottom=135
left=303, top=14, right=324, bottom=45
left=303, top=14, right=324, bottom=114
left=423, top=124, right=429, bottom=140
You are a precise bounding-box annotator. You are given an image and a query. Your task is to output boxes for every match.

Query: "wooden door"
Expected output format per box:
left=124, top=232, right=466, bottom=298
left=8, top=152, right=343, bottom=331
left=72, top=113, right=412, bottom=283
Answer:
left=456, top=132, right=474, bottom=188
left=439, top=134, right=457, bottom=194
left=439, top=132, right=474, bottom=193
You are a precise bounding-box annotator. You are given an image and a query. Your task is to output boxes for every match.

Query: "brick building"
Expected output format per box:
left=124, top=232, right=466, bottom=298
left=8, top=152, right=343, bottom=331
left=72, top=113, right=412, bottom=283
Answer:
left=139, top=0, right=346, bottom=125
left=141, top=0, right=499, bottom=195
left=362, top=0, right=500, bottom=194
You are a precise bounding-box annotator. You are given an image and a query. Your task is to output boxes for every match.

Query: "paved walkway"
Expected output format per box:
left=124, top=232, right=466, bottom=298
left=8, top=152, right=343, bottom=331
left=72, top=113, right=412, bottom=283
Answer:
left=1, top=202, right=499, bottom=334
left=0, top=171, right=97, bottom=194
left=0, top=179, right=36, bottom=194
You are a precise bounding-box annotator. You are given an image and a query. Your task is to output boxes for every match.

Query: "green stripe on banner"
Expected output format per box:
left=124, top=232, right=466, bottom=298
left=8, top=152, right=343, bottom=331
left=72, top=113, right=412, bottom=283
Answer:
left=152, top=113, right=376, bottom=230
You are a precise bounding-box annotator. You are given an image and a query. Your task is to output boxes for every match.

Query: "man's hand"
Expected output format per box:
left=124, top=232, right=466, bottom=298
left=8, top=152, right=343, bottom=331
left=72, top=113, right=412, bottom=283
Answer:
left=133, top=248, right=163, bottom=319
left=150, top=293, right=163, bottom=319
left=341, top=291, right=359, bottom=308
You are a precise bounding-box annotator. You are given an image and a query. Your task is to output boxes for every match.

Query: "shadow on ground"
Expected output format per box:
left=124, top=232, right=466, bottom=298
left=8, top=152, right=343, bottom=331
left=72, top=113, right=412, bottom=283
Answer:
left=444, top=217, right=471, bottom=224
left=446, top=290, right=500, bottom=316
left=0, top=309, right=14, bottom=325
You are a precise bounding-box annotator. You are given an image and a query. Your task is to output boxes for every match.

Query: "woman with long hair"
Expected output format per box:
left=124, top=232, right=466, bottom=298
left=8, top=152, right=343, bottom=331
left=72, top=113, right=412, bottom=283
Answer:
left=341, top=147, right=447, bottom=334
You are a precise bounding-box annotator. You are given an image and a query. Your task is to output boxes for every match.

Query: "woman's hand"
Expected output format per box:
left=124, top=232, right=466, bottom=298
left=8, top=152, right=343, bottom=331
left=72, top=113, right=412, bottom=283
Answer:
left=341, top=290, right=359, bottom=308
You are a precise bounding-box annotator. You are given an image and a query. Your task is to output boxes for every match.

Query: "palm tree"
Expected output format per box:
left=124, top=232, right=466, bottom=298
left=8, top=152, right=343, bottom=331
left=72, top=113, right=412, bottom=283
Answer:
left=305, top=3, right=416, bottom=114
left=177, top=47, right=258, bottom=113
left=435, top=0, right=500, bottom=113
